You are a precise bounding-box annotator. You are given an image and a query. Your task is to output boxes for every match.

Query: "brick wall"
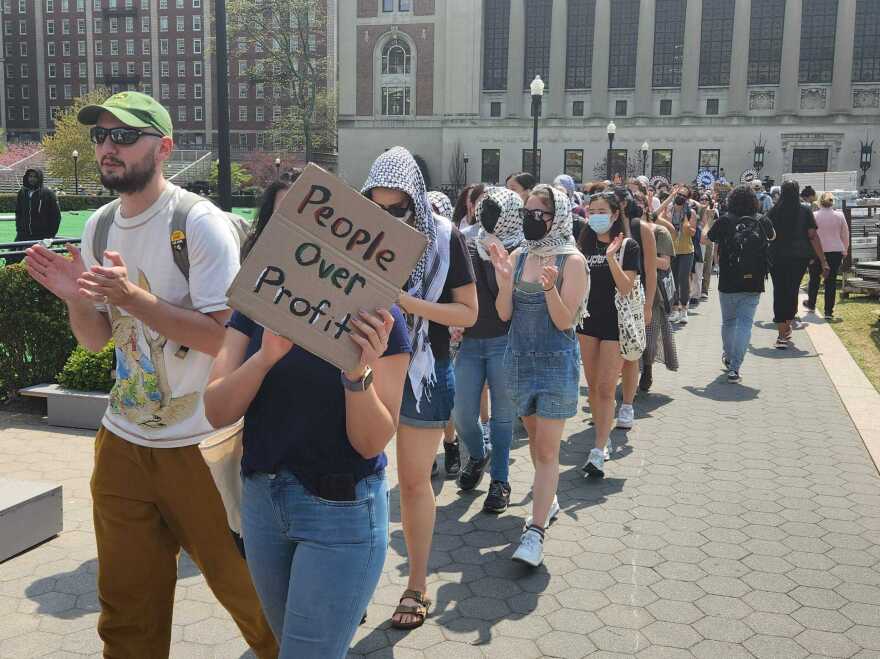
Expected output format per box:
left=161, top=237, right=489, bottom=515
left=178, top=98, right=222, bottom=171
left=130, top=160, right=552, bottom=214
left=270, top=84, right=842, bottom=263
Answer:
left=414, top=0, right=435, bottom=16
left=357, top=0, right=378, bottom=18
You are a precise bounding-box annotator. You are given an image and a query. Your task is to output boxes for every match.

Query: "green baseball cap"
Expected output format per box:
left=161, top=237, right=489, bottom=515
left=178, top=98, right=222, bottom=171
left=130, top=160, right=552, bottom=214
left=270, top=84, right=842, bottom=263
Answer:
left=78, top=91, right=173, bottom=137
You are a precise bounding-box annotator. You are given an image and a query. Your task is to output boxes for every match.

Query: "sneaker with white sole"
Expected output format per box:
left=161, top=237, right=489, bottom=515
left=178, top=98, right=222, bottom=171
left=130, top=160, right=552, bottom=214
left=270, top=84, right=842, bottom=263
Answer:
left=512, top=527, right=545, bottom=567
left=583, top=448, right=605, bottom=478
left=679, top=309, right=689, bottom=324
left=524, top=495, right=560, bottom=530
left=604, top=444, right=611, bottom=460
left=616, top=404, right=634, bottom=429
left=727, top=370, right=742, bottom=383
left=669, top=309, right=681, bottom=324
left=722, top=352, right=731, bottom=370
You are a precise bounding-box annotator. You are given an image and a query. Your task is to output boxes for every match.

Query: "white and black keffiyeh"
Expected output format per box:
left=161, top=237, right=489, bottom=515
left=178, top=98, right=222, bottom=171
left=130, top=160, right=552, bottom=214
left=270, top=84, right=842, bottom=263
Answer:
left=475, top=186, right=524, bottom=261
left=524, top=184, right=590, bottom=321
left=427, top=190, right=453, bottom=219
left=361, top=146, right=452, bottom=409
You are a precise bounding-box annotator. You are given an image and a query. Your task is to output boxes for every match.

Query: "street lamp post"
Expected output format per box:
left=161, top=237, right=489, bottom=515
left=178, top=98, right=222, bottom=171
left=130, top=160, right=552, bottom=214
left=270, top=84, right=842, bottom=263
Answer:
left=753, top=134, right=766, bottom=175
left=859, top=139, right=873, bottom=188
left=641, top=141, right=649, bottom=177
left=530, top=75, right=544, bottom=179
left=72, top=149, right=79, bottom=195
left=275, top=157, right=281, bottom=180
left=606, top=121, right=617, bottom=181
left=463, top=152, right=469, bottom=186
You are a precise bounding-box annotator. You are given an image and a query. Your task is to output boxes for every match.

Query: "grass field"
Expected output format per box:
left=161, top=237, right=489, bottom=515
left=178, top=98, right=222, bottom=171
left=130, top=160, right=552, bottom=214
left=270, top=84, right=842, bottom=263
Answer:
left=0, top=207, right=257, bottom=244
left=828, top=292, right=880, bottom=393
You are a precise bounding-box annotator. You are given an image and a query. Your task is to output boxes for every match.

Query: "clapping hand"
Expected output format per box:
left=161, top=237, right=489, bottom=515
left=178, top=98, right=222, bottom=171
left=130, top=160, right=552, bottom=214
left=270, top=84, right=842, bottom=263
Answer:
left=24, top=243, right=86, bottom=302
left=488, top=242, right=514, bottom=289
left=606, top=233, right=625, bottom=258
left=540, top=265, right=559, bottom=291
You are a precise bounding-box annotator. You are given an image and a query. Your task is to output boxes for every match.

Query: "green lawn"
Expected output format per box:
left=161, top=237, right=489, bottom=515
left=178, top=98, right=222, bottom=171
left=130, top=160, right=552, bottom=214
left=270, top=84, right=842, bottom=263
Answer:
left=1, top=207, right=256, bottom=244
left=829, top=292, right=880, bottom=393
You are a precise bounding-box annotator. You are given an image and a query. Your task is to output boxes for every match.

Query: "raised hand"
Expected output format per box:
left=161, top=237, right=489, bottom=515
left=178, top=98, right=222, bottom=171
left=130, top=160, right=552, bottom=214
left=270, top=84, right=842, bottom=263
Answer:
left=606, top=233, right=625, bottom=258
left=256, top=329, right=294, bottom=367
left=25, top=243, right=87, bottom=302
left=540, top=265, right=559, bottom=291
left=77, top=251, right=138, bottom=307
left=488, top=242, right=513, bottom=288
left=348, top=308, right=396, bottom=379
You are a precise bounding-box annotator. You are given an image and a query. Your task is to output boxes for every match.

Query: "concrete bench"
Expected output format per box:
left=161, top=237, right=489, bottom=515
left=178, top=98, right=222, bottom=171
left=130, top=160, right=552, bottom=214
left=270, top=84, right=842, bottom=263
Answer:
left=0, top=479, right=63, bottom=562
left=19, top=384, right=108, bottom=430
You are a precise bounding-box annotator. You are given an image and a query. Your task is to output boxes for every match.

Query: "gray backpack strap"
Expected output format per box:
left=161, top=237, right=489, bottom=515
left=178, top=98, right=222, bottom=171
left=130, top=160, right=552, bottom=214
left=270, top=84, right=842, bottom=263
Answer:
left=91, top=199, right=121, bottom=265
left=169, top=190, right=209, bottom=281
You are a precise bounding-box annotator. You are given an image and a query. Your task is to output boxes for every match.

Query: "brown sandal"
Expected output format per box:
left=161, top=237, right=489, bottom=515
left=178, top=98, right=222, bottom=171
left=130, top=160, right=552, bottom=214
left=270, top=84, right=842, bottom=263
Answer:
left=390, top=589, right=432, bottom=630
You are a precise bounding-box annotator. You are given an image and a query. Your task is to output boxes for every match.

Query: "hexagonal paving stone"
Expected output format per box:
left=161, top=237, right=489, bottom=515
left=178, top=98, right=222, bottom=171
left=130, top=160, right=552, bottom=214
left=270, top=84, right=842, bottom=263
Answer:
left=743, top=590, right=800, bottom=614
left=545, top=608, right=603, bottom=634
left=536, top=630, right=596, bottom=658
left=597, top=603, right=655, bottom=630
left=790, top=585, right=848, bottom=610
left=795, top=629, right=861, bottom=657
left=456, top=596, right=510, bottom=621
left=650, top=580, right=705, bottom=603
left=604, top=583, right=658, bottom=607
left=690, top=639, right=754, bottom=659
left=694, top=616, right=755, bottom=643
left=642, top=621, right=702, bottom=649
left=792, top=607, right=854, bottom=633
left=744, top=634, right=809, bottom=659
left=646, top=599, right=703, bottom=625
left=696, top=575, right=750, bottom=598
left=555, top=588, right=611, bottom=612
left=588, top=626, right=650, bottom=655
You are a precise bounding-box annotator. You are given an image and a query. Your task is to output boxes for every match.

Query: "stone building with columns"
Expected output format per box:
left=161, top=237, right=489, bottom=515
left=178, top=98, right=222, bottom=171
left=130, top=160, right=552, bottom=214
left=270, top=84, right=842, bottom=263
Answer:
left=337, top=0, right=880, bottom=190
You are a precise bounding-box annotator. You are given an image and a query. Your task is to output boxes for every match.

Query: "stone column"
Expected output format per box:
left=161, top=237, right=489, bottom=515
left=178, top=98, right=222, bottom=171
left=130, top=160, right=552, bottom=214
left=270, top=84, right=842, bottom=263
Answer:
left=590, top=0, right=610, bottom=118
left=777, top=0, right=802, bottom=115
left=727, top=0, right=752, bottom=116
left=633, top=0, right=656, bottom=117
left=0, top=15, right=6, bottom=136
left=506, top=0, right=526, bottom=116
left=202, top=1, right=213, bottom=141
left=85, top=1, right=94, bottom=91
left=830, top=0, right=856, bottom=114
left=679, top=0, right=703, bottom=115
left=150, top=1, right=160, bottom=100
left=34, top=0, right=47, bottom=132
left=547, top=0, right=568, bottom=117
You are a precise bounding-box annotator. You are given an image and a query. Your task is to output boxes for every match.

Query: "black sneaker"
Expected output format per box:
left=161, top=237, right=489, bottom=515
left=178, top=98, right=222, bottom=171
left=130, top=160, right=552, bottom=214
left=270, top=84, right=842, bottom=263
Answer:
left=443, top=440, right=461, bottom=478
left=457, top=453, right=490, bottom=491
left=483, top=480, right=511, bottom=514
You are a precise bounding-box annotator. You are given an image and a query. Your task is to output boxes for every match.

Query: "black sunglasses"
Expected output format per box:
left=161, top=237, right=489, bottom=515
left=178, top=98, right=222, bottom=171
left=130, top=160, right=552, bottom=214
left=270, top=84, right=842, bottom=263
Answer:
left=90, top=126, right=164, bottom=146
left=518, top=208, right=554, bottom=222
left=376, top=201, right=412, bottom=218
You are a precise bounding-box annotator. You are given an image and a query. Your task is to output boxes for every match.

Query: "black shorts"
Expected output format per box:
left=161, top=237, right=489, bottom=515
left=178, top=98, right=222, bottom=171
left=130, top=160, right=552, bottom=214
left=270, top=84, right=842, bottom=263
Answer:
left=577, top=313, right=619, bottom=342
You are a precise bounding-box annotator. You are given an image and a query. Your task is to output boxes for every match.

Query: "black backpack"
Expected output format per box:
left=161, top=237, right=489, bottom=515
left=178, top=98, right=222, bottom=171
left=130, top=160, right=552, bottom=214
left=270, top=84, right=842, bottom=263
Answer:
left=725, top=215, right=770, bottom=285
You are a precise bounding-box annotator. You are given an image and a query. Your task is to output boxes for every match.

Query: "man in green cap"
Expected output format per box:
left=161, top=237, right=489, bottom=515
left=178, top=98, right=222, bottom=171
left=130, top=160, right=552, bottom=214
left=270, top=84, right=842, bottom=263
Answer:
left=25, top=91, right=277, bottom=658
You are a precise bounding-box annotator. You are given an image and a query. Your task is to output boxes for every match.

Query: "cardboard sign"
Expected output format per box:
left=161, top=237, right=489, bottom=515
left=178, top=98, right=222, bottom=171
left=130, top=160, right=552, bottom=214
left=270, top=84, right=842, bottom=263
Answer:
left=227, top=163, right=427, bottom=373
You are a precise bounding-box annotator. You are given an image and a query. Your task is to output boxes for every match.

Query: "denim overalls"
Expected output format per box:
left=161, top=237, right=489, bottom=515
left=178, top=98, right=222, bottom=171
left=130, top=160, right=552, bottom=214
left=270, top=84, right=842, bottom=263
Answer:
left=504, top=252, right=581, bottom=419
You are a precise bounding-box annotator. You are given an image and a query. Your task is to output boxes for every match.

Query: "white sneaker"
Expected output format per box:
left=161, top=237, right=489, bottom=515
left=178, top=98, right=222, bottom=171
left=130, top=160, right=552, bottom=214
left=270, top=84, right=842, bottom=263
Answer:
left=604, top=444, right=612, bottom=460
left=583, top=448, right=605, bottom=478
left=512, top=527, right=544, bottom=567
left=669, top=309, right=681, bottom=324
left=679, top=309, right=689, bottom=325
left=616, top=404, right=634, bottom=429
left=524, top=495, right=560, bottom=530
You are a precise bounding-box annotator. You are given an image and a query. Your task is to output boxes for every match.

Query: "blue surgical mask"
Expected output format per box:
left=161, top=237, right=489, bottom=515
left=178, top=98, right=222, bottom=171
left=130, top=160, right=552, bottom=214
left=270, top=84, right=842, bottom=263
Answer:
left=588, top=213, right=612, bottom=235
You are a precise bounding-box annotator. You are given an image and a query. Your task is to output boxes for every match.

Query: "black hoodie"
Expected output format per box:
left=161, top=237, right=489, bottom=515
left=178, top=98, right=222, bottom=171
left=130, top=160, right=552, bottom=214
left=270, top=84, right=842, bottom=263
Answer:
left=15, top=168, right=61, bottom=241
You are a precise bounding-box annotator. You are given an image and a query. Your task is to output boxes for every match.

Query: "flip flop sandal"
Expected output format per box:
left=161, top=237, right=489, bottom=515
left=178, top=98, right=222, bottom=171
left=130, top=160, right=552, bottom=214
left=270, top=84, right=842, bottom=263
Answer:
left=390, top=589, right=432, bottom=630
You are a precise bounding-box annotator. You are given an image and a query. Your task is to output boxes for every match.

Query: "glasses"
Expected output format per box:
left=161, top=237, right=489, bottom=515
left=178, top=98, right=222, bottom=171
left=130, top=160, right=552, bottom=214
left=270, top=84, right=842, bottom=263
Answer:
left=588, top=191, right=618, bottom=202
left=90, top=126, right=164, bottom=146
left=376, top=201, right=412, bottom=218
left=518, top=208, right=554, bottom=223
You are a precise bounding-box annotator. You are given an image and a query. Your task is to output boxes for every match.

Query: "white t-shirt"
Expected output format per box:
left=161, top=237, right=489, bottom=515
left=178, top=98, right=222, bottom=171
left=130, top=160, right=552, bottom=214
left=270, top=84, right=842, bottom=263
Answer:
left=651, top=196, right=661, bottom=213
left=80, top=183, right=239, bottom=448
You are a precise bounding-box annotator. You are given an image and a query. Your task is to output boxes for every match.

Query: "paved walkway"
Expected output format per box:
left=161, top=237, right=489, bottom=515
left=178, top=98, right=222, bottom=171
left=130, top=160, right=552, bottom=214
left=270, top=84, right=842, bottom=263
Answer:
left=1, top=290, right=880, bottom=658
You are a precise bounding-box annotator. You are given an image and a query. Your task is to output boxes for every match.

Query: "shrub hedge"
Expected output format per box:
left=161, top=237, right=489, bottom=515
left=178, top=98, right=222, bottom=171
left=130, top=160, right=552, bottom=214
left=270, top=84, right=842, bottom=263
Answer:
left=0, top=263, right=77, bottom=400
left=0, top=193, right=258, bottom=213
left=56, top=342, right=115, bottom=393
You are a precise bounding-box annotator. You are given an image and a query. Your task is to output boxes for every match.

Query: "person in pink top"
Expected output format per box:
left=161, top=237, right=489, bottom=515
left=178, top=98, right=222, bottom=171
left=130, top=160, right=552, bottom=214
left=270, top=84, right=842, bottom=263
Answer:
left=805, top=192, right=849, bottom=319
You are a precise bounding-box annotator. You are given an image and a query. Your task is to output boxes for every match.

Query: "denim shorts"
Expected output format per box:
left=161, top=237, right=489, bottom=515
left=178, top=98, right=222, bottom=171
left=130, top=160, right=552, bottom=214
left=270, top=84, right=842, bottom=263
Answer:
left=504, top=349, right=580, bottom=420
left=400, top=358, right=455, bottom=429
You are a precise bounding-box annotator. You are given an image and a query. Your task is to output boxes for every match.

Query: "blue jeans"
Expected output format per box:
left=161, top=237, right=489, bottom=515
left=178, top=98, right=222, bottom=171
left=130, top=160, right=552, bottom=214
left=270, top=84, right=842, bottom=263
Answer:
left=452, top=335, right=514, bottom=482
left=719, top=292, right=761, bottom=372
left=399, top=358, right=455, bottom=428
left=241, top=469, right=389, bottom=659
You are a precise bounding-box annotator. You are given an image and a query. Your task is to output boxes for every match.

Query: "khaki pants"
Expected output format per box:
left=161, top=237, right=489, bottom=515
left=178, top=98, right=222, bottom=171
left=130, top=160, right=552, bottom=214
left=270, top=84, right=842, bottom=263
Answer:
left=90, top=426, right=278, bottom=659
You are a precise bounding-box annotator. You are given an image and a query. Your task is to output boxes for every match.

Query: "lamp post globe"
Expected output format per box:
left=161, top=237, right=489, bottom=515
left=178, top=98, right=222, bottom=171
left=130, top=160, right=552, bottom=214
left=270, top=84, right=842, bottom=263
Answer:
left=641, top=141, right=649, bottom=176
left=606, top=121, right=617, bottom=180
left=72, top=149, right=79, bottom=195
left=274, top=157, right=281, bottom=179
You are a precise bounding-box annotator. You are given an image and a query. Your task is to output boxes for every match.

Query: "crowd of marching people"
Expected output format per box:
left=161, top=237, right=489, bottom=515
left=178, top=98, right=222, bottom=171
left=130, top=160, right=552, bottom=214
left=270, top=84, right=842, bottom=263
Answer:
left=20, top=91, right=840, bottom=658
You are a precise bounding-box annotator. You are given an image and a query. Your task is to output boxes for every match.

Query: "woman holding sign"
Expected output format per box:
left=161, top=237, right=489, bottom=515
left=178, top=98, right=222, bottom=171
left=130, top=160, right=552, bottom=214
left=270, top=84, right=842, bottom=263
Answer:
left=490, top=184, right=589, bottom=568
left=362, top=147, right=478, bottom=630
left=204, top=179, right=413, bottom=658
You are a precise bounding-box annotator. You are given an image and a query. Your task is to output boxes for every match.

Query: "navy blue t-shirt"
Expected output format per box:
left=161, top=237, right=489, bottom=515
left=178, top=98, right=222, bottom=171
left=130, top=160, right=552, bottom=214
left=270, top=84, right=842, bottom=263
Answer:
left=228, top=306, right=412, bottom=496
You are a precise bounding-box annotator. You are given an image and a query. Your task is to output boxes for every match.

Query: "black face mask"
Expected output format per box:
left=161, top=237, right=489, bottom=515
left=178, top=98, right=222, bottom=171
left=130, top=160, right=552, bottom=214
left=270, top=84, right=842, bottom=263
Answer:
left=627, top=202, right=643, bottom=219
left=674, top=194, right=687, bottom=206
left=522, top=211, right=551, bottom=241
left=479, top=198, right=501, bottom=233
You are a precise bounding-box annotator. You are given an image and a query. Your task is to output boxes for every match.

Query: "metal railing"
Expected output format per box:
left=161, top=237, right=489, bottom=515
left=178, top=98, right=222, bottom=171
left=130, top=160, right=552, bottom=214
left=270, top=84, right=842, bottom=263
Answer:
left=1, top=237, right=82, bottom=263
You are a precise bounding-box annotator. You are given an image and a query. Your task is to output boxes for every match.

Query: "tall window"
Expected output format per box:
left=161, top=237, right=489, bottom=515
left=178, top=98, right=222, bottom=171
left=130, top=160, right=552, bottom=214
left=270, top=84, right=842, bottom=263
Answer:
left=564, top=149, right=584, bottom=183
left=699, top=0, right=734, bottom=86
left=652, top=149, right=673, bottom=180
left=799, top=0, right=837, bottom=83
left=481, top=149, right=501, bottom=184
left=698, top=149, right=720, bottom=176
left=483, top=0, right=510, bottom=90
left=566, top=0, right=595, bottom=89
left=523, top=0, right=553, bottom=88
left=381, top=38, right=410, bottom=74
left=381, top=87, right=411, bottom=115
left=609, top=0, right=640, bottom=88
left=748, top=0, right=785, bottom=85
left=522, top=149, right=542, bottom=181
left=653, top=0, right=685, bottom=87
left=853, top=0, right=880, bottom=83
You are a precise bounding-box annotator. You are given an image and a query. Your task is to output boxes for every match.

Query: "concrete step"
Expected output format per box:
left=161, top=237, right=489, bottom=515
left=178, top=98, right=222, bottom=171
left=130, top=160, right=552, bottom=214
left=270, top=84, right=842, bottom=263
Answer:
left=0, top=479, right=63, bottom=562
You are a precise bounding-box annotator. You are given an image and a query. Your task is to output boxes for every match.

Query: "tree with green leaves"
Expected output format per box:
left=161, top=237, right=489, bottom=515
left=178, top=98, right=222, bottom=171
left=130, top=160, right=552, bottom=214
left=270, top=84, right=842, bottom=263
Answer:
left=227, top=0, right=332, bottom=163
left=209, top=160, right=252, bottom=190
left=42, top=88, right=111, bottom=191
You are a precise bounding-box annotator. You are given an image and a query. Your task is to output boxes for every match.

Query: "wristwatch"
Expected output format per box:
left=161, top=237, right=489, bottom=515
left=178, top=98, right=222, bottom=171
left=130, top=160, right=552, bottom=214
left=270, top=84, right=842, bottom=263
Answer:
left=340, top=366, right=374, bottom=392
